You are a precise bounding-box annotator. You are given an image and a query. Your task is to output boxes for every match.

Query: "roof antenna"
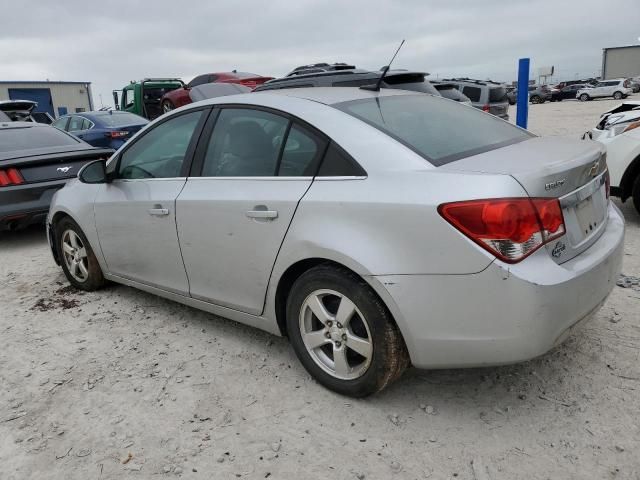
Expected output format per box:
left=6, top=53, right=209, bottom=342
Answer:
left=361, top=39, right=405, bottom=92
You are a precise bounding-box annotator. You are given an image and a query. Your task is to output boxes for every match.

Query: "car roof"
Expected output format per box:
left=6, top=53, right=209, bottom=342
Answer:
left=210, top=87, right=419, bottom=107
left=262, top=69, right=428, bottom=86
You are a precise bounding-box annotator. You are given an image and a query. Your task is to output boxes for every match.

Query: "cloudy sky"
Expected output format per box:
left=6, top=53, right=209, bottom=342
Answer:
left=1, top=0, right=639, bottom=108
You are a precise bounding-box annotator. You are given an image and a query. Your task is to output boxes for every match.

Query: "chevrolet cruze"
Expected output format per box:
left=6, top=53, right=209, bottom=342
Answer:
left=47, top=88, right=624, bottom=397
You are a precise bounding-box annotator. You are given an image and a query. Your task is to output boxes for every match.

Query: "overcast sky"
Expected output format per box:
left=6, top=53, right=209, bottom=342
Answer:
left=1, top=0, right=639, bottom=108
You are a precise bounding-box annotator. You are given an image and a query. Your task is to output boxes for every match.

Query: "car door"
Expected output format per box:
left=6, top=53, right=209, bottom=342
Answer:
left=94, top=108, right=208, bottom=294
left=176, top=107, right=326, bottom=314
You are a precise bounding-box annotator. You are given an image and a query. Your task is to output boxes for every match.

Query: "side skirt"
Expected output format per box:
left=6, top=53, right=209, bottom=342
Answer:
left=104, top=273, right=282, bottom=336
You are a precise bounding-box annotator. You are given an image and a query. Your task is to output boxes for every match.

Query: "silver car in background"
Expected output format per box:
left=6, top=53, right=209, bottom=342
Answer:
left=47, top=88, right=624, bottom=397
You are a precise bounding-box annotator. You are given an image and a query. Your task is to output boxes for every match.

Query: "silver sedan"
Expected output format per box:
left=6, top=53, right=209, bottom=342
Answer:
left=47, top=88, right=624, bottom=396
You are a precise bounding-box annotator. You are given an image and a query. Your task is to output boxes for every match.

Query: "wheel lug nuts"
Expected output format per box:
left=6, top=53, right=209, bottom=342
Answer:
left=335, top=341, right=341, bottom=348
left=326, top=321, right=333, bottom=327
left=336, top=322, right=343, bottom=329
left=342, top=333, right=347, bottom=341
left=325, top=332, right=331, bottom=339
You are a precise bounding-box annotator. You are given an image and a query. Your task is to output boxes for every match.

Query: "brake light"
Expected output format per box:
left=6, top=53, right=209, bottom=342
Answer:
left=438, top=198, right=565, bottom=263
left=482, top=104, right=490, bottom=112
left=0, top=168, right=24, bottom=187
left=106, top=131, right=129, bottom=139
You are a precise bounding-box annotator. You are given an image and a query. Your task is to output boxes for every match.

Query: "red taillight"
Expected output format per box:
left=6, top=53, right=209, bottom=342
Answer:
left=107, top=131, right=129, bottom=139
left=482, top=104, right=490, bottom=112
left=438, top=198, right=565, bottom=263
left=0, top=168, right=24, bottom=187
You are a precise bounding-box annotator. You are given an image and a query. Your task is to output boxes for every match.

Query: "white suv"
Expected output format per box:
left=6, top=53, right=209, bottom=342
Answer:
left=577, top=78, right=632, bottom=101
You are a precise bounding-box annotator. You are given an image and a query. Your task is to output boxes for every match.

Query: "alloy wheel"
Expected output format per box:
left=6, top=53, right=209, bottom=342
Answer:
left=162, top=102, right=173, bottom=113
left=61, top=229, right=89, bottom=282
left=299, top=289, right=373, bottom=380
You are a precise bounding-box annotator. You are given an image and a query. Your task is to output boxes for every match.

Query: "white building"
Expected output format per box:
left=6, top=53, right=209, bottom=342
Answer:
left=602, top=45, right=640, bottom=79
left=0, top=80, right=93, bottom=119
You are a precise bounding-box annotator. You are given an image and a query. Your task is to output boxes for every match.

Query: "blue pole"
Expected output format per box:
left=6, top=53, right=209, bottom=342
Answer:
left=516, top=58, right=530, bottom=129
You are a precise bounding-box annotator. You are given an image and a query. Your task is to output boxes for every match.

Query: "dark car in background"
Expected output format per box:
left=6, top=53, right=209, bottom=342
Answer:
left=160, top=71, right=274, bottom=112
left=0, top=122, right=113, bottom=231
left=254, top=65, right=442, bottom=96
left=442, top=78, right=509, bottom=119
left=53, top=111, right=148, bottom=150
left=551, top=84, right=587, bottom=101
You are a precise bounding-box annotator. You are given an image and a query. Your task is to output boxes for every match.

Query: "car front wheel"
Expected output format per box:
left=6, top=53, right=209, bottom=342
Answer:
left=530, top=95, right=541, bottom=104
left=55, top=217, right=106, bottom=291
left=613, top=91, right=623, bottom=100
left=286, top=264, right=409, bottom=397
left=580, top=94, right=590, bottom=101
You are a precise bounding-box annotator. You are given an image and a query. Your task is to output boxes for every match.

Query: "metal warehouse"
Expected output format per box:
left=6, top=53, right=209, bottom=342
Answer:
left=0, top=80, right=93, bottom=119
left=601, top=45, right=640, bottom=79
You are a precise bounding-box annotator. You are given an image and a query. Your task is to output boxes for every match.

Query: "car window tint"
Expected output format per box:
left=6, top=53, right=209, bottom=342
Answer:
left=52, top=117, right=68, bottom=130
left=123, top=89, right=135, bottom=108
left=335, top=95, right=532, bottom=166
left=189, top=75, right=208, bottom=88
left=489, top=87, right=507, bottom=102
left=118, top=111, right=202, bottom=179
left=278, top=125, right=323, bottom=176
left=68, top=116, right=84, bottom=131
left=81, top=119, right=92, bottom=130
left=317, top=142, right=366, bottom=176
left=201, top=108, right=289, bottom=177
left=462, top=86, right=481, bottom=102
left=0, top=126, right=80, bottom=152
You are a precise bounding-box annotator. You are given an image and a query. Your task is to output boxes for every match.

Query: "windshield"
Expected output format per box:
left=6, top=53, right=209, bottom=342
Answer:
left=334, top=95, right=532, bottom=166
left=97, top=112, right=148, bottom=127
left=0, top=126, right=80, bottom=153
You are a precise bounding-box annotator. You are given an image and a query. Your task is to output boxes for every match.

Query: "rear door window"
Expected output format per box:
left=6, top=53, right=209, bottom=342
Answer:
left=489, top=87, right=507, bottom=103
left=278, top=125, right=325, bottom=176
left=67, top=116, right=84, bottom=132
left=201, top=108, right=289, bottom=177
left=461, top=86, right=481, bottom=102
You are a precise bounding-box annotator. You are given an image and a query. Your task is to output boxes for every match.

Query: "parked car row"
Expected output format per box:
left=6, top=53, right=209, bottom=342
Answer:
left=506, top=78, right=635, bottom=105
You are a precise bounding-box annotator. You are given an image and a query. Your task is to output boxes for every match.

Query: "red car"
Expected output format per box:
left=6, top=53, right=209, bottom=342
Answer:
left=160, top=71, right=273, bottom=112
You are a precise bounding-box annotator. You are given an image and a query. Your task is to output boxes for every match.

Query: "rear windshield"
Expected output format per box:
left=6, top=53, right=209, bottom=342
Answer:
left=489, top=86, right=507, bottom=103
left=0, top=126, right=79, bottom=153
left=97, top=112, right=148, bottom=127
left=334, top=95, right=531, bottom=166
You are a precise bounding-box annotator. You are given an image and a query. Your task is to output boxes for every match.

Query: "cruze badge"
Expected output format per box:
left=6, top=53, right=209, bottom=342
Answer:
left=551, top=241, right=566, bottom=258
left=545, top=179, right=565, bottom=191
left=57, top=166, right=73, bottom=173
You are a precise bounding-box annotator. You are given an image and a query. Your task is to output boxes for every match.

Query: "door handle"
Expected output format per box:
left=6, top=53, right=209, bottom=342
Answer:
left=148, top=207, right=169, bottom=216
left=246, top=209, right=278, bottom=219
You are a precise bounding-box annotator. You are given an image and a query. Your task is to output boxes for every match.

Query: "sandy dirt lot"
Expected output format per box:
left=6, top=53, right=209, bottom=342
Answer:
left=1, top=98, right=639, bottom=480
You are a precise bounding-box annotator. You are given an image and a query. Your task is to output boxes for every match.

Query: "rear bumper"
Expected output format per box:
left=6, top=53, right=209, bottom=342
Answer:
left=370, top=203, right=625, bottom=369
left=0, top=179, right=67, bottom=231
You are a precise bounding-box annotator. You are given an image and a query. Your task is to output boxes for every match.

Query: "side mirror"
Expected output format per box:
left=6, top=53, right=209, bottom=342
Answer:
left=78, top=159, right=108, bottom=184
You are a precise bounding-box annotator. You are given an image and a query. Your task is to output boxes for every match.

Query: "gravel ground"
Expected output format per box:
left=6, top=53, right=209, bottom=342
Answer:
left=1, top=98, right=639, bottom=480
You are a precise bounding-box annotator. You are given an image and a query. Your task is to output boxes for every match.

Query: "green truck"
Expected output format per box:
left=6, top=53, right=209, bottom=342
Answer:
left=112, top=78, right=184, bottom=120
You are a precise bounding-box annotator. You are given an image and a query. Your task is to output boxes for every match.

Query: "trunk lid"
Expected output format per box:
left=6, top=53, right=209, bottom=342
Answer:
left=2, top=148, right=113, bottom=183
left=442, top=137, right=609, bottom=264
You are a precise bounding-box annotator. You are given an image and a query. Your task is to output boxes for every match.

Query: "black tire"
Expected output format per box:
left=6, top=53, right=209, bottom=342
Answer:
left=580, top=93, right=590, bottom=102
left=161, top=100, right=174, bottom=114
left=632, top=174, right=640, bottom=215
left=530, top=95, right=541, bottom=104
left=286, top=264, right=409, bottom=397
left=55, top=216, right=106, bottom=291
left=613, top=91, right=623, bottom=100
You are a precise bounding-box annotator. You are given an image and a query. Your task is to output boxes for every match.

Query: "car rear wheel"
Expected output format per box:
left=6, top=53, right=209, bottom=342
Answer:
left=613, top=91, right=623, bottom=100
left=632, top=174, right=640, bottom=215
left=530, top=95, right=541, bottom=104
left=286, top=264, right=409, bottom=397
left=162, top=100, right=174, bottom=113
left=580, top=94, right=590, bottom=101
left=55, top=217, right=105, bottom=291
